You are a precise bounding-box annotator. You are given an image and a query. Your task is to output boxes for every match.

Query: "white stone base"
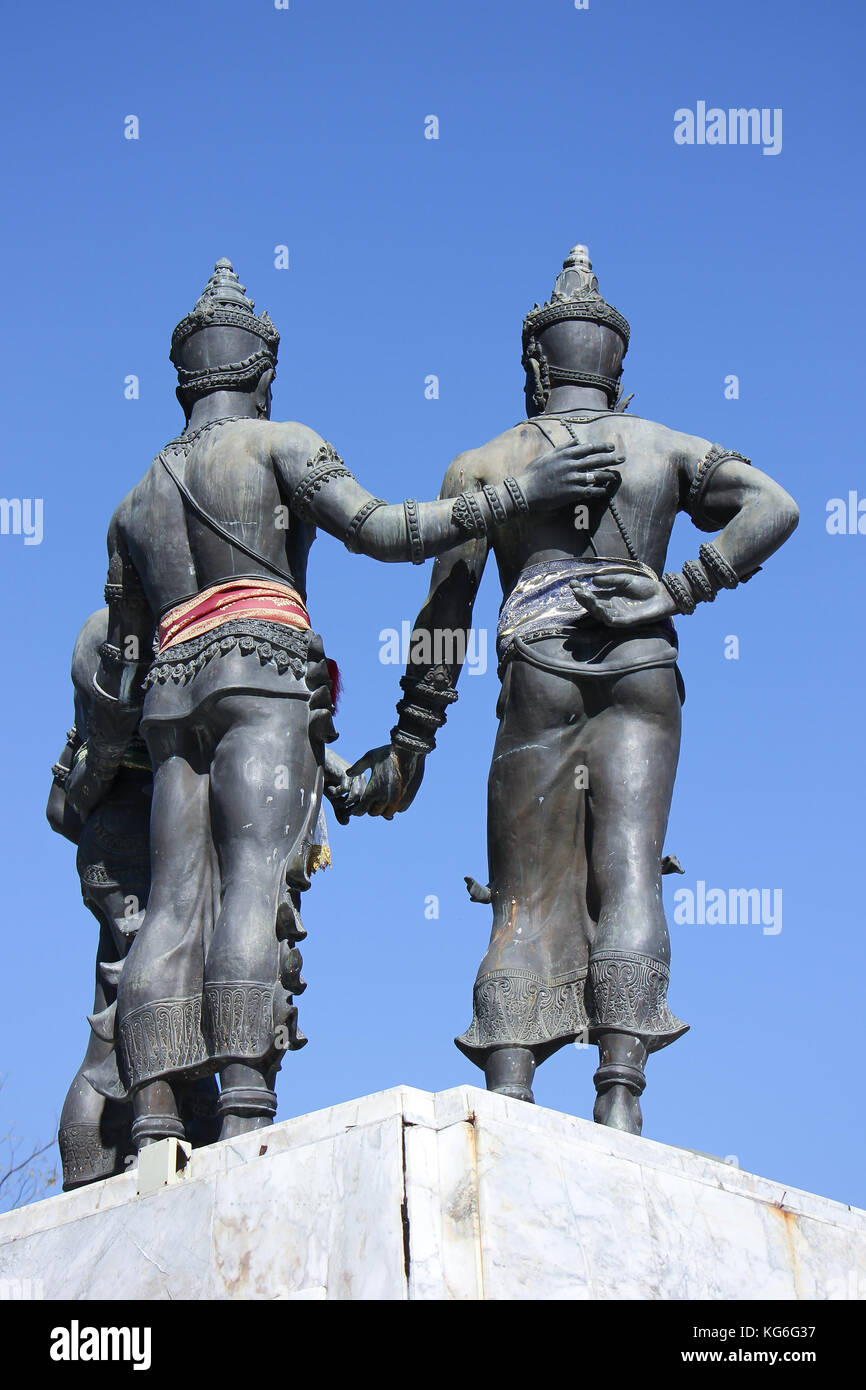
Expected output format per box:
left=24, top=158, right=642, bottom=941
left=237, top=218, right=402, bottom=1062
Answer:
left=0, top=1086, right=863, bottom=1300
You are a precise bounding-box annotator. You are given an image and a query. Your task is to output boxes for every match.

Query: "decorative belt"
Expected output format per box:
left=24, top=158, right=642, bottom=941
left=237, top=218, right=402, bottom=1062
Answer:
left=157, top=579, right=311, bottom=655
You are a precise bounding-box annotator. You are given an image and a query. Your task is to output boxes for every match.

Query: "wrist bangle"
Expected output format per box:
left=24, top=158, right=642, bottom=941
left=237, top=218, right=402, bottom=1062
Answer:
left=502, top=476, right=529, bottom=518
left=399, top=671, right=459, bottom=708
left=482, top=484, right=507, bottom=526
left=682, top=559, right=716, bottom=604
left=662, top=571, right=696, bottom=615
left=451, top=492, right=488, bottom=539
left=391, top=726, right=435, bottom=755
left=699, top=542, right=739, bottom=591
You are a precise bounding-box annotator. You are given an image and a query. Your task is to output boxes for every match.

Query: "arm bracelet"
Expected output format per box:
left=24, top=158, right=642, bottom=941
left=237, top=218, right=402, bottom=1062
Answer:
left=450, top=477, right=529, bottom=540
left=293, top=444, right=354, bottom=521
left=399, top=670, right=459, bottom=709
left=664, top=542, right=745, bottom=616
left=698, top=541, right=740, bottom=591
left=390, top=725, right=437, bottom=756
left=50, top=726, right=81, bottom=786
left=391, top=669, right=459, bottom=755
left=451, top=491, right=488, bottom=539
left=502, top=476, right=529, bottom=517
left=344, top=497, right=386, bottom=552
left=482, top=483, right=508, bottom=525
left=403, top=498, right=425, bottom=565
left=681, top=559, right=716, bottom=604
left=661, top=571, right=697, bottom=615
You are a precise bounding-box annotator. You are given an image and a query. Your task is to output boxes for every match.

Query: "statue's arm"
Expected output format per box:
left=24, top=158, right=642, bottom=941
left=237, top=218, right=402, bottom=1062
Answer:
left=570, top=438, right=798, bottom=627
left=652, top=442, right=799, bottom=616
left=64, top=510, right=153, bottom=819
left=683, top=453, right=800, bottom=575
left=270, top=423, right=620, bottom=562
left=342, top=452, right=492, bottom=819
left=46, top=725, right=83, bottom=843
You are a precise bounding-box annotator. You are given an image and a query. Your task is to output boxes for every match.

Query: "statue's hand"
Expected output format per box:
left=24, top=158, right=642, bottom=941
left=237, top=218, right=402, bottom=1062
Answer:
left=344, top=744, right=426, bottom=820
left=570, top=566, right=677, bottom=628
left=64, top=756, right=112, bottom=823
left=517, top=441, right=623, bottom=513
left=322, top=749, right=369, bottom=826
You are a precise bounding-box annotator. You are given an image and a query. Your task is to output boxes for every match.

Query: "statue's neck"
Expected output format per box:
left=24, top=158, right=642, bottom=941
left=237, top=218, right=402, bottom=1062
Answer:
left=542, top=385, right=610, bottom=415
left=186, top=392, right=261, bottom=431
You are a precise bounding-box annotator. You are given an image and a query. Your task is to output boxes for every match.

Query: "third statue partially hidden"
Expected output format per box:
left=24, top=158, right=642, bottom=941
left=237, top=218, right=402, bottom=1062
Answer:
left=351, top=244, right=799, bottom=1134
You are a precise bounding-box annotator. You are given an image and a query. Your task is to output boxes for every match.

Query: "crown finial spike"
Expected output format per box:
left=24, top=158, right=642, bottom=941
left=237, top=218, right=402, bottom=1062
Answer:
left=563, top=244, right=592, bottom=272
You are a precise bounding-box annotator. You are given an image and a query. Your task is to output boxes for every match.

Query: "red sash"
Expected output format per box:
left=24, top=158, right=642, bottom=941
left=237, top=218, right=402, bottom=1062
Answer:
left=158, top=579, right=311, bottom=653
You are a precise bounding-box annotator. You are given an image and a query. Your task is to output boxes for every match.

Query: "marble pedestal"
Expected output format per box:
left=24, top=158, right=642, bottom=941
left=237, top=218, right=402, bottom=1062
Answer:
left=1, top=1085, right=863, bottom=1300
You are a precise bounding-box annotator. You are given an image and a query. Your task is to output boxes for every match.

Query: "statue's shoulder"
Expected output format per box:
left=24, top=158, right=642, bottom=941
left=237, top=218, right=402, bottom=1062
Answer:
left=71, top=608, right=108, bottom=695
left=107, top=486, right=140, bottom=546
left=263, top=418, right=335, bottom=480
left=618, top=415, right=713, bottom=467
left=441, top=423, right=535, bottom=494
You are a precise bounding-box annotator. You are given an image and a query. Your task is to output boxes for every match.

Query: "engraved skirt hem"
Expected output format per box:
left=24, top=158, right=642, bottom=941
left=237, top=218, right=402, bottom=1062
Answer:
left=455, top=968, right=590, bottom=1066
left=587, top=950, right=689, bottom=1054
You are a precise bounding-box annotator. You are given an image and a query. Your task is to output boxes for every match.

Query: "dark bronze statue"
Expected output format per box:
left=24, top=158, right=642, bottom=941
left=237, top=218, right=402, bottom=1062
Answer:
left=63, top=259, right=615, bottom=1152
left=348, top=245, right=799, bottom=1134
left=47, top=611, right=217, bottom=1188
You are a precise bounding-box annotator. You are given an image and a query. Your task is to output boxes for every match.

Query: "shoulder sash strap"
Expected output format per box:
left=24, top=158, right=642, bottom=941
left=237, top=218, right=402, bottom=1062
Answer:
left=158, top=450, right=294, bottom=585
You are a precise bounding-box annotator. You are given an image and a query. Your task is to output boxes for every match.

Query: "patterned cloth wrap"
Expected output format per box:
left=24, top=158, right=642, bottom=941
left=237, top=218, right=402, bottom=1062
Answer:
left=157, top=577, right=311, bottom=653
left=497, top=556, right=671, bottom=665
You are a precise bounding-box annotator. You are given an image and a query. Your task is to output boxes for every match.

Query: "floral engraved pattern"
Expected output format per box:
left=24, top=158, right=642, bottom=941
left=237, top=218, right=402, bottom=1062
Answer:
left=58, top=1123, right=126, bottom=1188
left=457, top=969, right=590, bottom=1055
left=203, top=982, right=276, bottom=1060
left=588, top=951, right=688, bottom=1050
left=118, top=996, right=208, bottom=1089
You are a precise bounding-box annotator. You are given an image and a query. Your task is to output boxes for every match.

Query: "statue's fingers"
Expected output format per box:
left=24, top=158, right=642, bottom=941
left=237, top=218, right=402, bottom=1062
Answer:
left=344, top=772, right=368, bottom=802
left=569, top=584, right=601, bottom=615
left=345, top=754, right=375, bottom=778
left=567, top=442, right=617, bottom=458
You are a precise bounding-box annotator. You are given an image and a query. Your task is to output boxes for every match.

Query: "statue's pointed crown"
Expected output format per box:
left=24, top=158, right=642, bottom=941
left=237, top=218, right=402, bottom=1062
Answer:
left=522, top=244, right=629, bottom=347
left=170, top=258, right=280, bottom=363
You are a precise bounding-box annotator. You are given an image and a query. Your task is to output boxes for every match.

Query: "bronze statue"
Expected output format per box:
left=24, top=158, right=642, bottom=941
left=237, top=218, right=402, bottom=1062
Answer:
left=63, top=259, right=617, bottom=1151
left=348, top=245, right=799, bottom=1134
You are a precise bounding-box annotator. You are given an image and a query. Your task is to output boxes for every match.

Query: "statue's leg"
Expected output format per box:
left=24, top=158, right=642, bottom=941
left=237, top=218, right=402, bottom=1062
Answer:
left=584, top=664, right=683, bottom=1134
left=206, top=694, right=318, bottom=1140
left=59, top=917, right=131, bottom=1187
left=119, top=741, right=215, bottom=1148
left=457, top=653, right=595, bottom=1098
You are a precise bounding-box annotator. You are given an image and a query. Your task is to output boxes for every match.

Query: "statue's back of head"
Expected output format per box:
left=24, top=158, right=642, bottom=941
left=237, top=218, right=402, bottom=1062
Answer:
left=169, top=258, right=281, bottom=421
left=522, top=245, right=629, bottom=415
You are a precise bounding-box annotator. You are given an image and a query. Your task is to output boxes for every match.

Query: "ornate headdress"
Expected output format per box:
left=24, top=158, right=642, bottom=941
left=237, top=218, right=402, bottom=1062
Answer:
left=522, top=245, right=630, bottom=413
left=170, top=259, right=280, bottom=414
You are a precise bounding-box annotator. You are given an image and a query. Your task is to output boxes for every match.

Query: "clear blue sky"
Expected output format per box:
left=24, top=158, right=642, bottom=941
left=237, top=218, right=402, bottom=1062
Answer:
left=1, top=0, right=864, bottom=1210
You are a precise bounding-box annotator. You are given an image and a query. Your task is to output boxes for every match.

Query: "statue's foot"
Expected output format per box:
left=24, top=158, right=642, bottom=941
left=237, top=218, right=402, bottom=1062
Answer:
left=484, top=1045, right=537, bottom=1103
left=593, top=1084, right=642, bottom=1135
left=488, top=1082, right=535, bottom=1104
left=219, top=1112, right=273, bottom=1142
left=216, top=1080, right=278, bottom=1142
